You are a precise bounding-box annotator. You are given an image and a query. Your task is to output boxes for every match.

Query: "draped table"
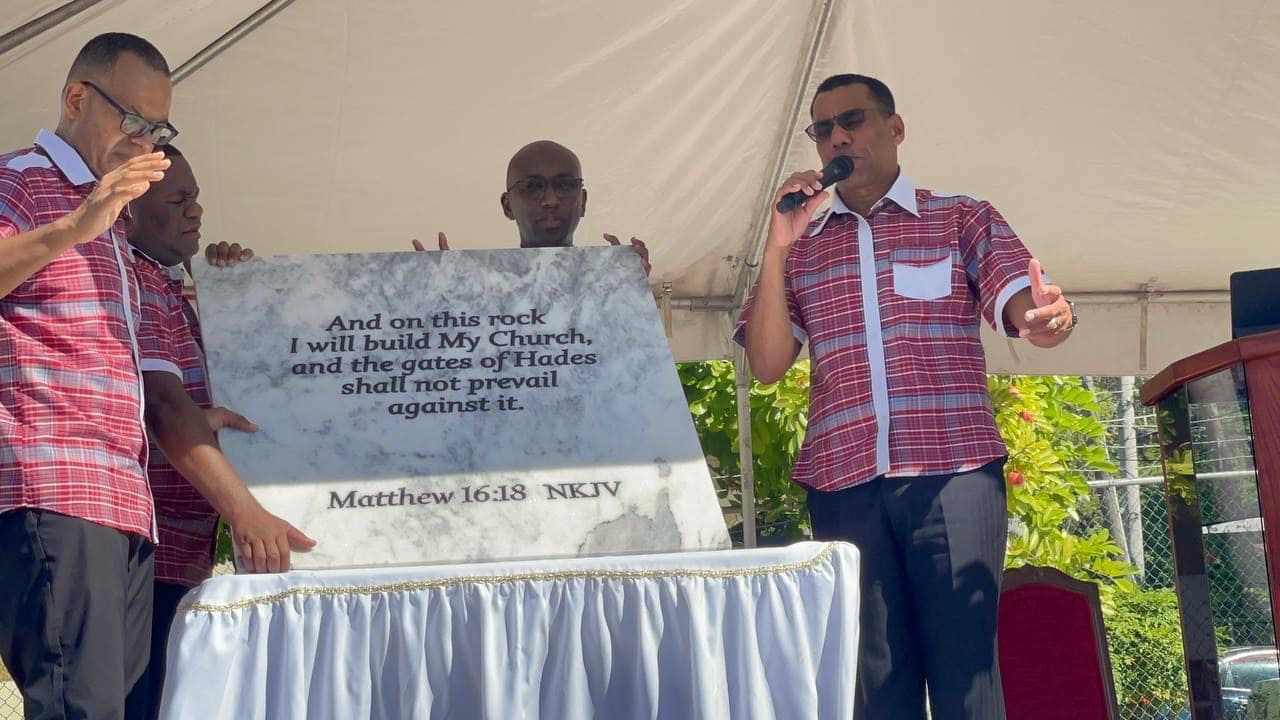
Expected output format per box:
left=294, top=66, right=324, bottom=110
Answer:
left=160, top=541, right=859, bottom=719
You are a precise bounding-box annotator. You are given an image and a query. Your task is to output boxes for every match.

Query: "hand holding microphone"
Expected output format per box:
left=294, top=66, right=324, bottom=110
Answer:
left=767, top=156, right=853, bottom=251
left=775, top=156, right=853, bottom=213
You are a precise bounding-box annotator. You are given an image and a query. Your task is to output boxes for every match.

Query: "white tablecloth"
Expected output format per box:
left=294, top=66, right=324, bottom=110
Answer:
left=160, top=541, right=859, bottom=720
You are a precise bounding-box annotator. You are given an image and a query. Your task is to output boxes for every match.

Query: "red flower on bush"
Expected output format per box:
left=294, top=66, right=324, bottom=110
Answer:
left=1019, top=410, right=1034, bottom=423
left=1007, top=470, right=1026, bottom=487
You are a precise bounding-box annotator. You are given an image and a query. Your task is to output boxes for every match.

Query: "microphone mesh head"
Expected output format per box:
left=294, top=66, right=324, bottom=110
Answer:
left=827, top=156, right=854, bottom=182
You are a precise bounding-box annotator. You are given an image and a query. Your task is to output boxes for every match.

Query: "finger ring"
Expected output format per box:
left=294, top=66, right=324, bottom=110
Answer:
left=1047, top=317, right=1059, bottom=330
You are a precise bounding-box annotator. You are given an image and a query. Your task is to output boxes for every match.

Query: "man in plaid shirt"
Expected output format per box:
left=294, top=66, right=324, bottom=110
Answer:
left=0, top=33, right=176, bottom=720
left=123, top=145, right=313, bottom=720
left=738, top=74, right=1076, bottom=720
left=0, top=36, right=309, bottom=719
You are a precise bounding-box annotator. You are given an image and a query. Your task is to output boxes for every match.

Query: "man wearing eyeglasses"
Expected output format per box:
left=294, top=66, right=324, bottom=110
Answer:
left=0, top=32, right=183, bottom=720
left=737, top=74, right=1076, bottom=720
left=415, top=140, right=651, bottom=274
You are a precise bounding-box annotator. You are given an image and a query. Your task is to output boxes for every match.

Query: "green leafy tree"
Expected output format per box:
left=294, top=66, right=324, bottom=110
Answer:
left=679, top=364, right=1141, bottom=584
left=215, top=520, right=233, bottom=565
left=989, top=375, right=1137, bottom=607
left=678, top=360, right=811, bottom=543
left=1108, top=587, right=1194, bottom=717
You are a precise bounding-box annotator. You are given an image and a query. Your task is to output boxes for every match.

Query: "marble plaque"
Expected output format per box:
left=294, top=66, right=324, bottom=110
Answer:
left=192, top=247, right=730, bottom=569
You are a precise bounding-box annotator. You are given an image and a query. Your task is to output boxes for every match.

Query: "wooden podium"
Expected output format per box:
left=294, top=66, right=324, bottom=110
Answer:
left=1141, top=330, right=1280, bottom=720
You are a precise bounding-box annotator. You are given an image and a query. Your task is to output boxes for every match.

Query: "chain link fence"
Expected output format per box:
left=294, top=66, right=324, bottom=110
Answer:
left=1081, top=379, right=1187, bottom=720
left=1076, top=476, right=1185, bottom=719
left=1080, top=378, right=1274, bottom=720
left=0, top=666, right=16, bottom=720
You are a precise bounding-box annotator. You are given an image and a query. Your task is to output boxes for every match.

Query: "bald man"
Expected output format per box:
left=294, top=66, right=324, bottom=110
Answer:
left=416, top=140, right=650, bottom=274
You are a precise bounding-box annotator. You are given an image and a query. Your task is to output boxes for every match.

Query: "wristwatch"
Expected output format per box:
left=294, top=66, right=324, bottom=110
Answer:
left=1066, top=300, right=1079, bottom=330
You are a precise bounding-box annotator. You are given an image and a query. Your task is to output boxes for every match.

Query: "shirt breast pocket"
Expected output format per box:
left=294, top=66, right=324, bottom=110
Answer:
left=891, top=254, right=953, bottom=301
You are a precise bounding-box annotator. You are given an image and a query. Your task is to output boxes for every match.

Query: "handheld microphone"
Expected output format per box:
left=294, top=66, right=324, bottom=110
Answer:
left=774, top=156, right=853, bottom=214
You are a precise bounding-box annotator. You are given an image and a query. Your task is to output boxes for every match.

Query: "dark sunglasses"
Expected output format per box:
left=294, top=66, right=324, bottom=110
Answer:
left=507, top=175, right=584, bottom=199
left=82, top=81, right=179, bottom=146
left=804, top=107, right=890, bottom=142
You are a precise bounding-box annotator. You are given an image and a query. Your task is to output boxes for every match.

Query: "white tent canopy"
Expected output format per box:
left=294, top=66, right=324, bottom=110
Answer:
left=3, top=0, right=1277, bottom=375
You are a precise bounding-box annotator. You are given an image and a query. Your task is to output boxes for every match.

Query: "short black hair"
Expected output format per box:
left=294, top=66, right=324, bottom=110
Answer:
left=810, top=73, right=895, bottom=116
left=67, top=33, right=170, bottom=81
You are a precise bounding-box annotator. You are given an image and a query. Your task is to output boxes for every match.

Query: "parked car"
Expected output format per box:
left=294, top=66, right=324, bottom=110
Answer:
left=1219, top=646, right=1279, bottom=717
left=1160, top=646, right=1278, bottom=719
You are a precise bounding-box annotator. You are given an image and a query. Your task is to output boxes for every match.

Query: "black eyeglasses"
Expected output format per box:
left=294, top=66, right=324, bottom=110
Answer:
left=803, top=107, right=890, bottom=142
left=507, top=176, right=584, bottom=199
left=82, top=81, right=179, bottom=146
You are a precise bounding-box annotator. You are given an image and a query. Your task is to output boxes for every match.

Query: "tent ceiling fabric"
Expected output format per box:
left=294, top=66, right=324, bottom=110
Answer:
left=1, top=0, right=1275, bottom=374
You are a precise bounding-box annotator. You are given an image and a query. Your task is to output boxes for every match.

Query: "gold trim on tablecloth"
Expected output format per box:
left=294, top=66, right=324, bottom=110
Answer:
left=179, top=543, right=840, bottom=615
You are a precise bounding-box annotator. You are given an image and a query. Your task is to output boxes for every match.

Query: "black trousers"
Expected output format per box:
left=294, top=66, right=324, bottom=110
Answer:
left=0, top=509, right=154, bottom=720
left=807, top=458, right=1008, bottom=720
left=123, top=582, right=189, bottom=720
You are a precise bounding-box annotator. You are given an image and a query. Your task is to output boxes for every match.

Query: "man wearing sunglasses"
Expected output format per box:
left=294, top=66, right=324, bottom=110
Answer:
left=414, top=140, right=651, bottom=275
left=0, top=33, right=178, bottom=719
left=737, top=74, right=1076, bottom=720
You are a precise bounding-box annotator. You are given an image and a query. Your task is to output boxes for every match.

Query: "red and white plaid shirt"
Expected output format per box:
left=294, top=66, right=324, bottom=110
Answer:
left=135, top=254, right=218, bottom=587
left=736, top=172, right=1038, bottom=492
left=0, top=130, right=155, bottom=540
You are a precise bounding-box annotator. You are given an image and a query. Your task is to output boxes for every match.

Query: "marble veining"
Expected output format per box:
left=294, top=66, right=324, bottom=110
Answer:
left=192, top=246, right=730, bottom=569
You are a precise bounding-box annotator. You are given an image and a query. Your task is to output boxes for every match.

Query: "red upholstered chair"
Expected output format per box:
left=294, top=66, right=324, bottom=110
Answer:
left=998, top=565, right=1121, bottom=720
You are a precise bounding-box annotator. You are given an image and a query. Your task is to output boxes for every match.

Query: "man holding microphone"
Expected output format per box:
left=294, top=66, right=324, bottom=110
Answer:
left=737, top=73, right=1075, bottom=720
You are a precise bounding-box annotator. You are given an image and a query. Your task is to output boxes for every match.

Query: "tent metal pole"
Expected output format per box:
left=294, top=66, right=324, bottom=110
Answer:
left=731, top=0, right=837, bottom=309
left=661, top=287, right=1230, bottom=366
left=733, top=345, right=756, bottom=548
left=0, top=0, right=106, bottom=58
left=724, top=0, right=834, bottom=550
left=172, top=0, right=297, bottom=84
left=1073, top=290, right=1229, bottom=304
left=662, top=289, right=1231, bottom=314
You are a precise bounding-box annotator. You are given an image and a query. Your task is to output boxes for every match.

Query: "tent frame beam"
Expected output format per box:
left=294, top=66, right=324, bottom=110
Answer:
left=172, top=0, right=297, bottom=84
left=717, top=0, right=834, bottom=549
left=669, top=289, right=1230, bottom=313
left=732, top=0, right=837, bottom=308
left=0, top=0, right=106, bottom=58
